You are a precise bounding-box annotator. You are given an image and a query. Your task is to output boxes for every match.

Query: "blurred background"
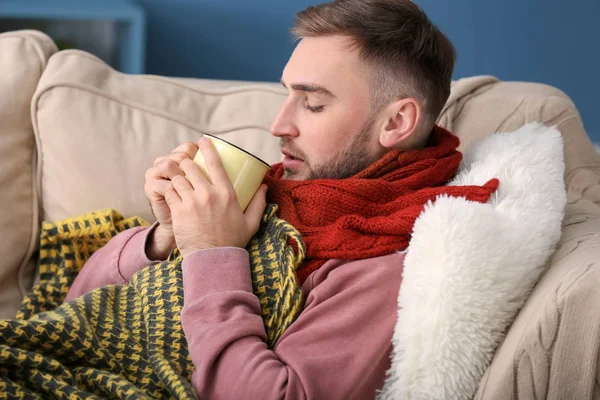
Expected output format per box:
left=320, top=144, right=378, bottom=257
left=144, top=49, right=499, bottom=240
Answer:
left=0, top=0, right=598, bottom=145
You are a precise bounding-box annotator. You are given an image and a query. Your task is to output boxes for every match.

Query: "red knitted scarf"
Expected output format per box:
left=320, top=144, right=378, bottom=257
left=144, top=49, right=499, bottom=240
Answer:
left=263, top=126, right=499, bottom=285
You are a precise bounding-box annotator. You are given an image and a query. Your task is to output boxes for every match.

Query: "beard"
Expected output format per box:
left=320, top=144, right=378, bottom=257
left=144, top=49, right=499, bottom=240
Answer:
left=281, top=116, right=379, bottom=181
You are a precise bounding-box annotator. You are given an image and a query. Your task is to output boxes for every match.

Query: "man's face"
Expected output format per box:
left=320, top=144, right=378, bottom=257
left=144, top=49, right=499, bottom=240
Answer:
left=271, top=35, right=384, bottom=180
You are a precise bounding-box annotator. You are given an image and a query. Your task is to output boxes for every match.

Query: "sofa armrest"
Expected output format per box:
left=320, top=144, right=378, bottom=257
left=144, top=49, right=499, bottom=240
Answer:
left=0, top=30, right=57, bottom=318
left=476, top=202, right=600, bottom=399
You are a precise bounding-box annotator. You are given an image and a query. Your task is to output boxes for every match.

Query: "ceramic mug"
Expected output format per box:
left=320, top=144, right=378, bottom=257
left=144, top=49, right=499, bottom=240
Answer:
left=193, top=134, right=271, bottom=211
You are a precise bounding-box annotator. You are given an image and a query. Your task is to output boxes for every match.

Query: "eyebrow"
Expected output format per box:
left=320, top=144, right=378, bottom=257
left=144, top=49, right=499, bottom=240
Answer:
left=280, top=79, right=336, bottom=98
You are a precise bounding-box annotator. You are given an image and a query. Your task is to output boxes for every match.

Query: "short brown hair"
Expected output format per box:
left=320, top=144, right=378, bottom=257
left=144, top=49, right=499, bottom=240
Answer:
left=292, top=0, right=456, bottom=143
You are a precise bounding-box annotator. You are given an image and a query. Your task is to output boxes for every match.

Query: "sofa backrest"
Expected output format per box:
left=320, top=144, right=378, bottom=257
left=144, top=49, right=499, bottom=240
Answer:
left=0, top=31, right=57, bottom=318
left=438, top=76, right=600, bottom=206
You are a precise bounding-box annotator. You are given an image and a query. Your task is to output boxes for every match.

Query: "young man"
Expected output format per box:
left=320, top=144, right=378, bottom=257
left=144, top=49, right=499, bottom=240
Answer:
left=65, top=0, right=470, bottom=398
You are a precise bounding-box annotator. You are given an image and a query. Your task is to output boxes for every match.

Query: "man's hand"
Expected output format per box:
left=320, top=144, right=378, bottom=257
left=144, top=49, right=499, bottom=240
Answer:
left=143, top=141, right=201, bottom=260
left=164, top=137, right=268, bottom=258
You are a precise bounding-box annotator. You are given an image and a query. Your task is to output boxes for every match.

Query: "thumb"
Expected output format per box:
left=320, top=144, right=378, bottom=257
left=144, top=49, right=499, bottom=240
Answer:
left=244, top=185, right=268, bottom=235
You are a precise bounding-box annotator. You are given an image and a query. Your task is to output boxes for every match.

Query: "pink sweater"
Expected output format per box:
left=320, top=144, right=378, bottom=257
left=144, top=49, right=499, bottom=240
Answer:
left=65, top=225, right=405, bottom=399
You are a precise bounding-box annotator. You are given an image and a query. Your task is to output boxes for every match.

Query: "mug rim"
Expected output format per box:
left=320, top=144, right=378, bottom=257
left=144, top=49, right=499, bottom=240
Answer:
left=203, top=133, right=271, bottom=169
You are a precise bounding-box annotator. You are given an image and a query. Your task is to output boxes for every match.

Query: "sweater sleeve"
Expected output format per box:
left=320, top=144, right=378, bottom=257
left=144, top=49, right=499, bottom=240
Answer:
left=64, top=223, right=162, bottom=302
left=181, top=248, right=405, bottom=400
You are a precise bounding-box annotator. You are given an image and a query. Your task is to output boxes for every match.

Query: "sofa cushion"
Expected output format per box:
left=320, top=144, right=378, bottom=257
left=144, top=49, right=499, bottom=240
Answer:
left=0, top=30, right=56, bottom=318
left=33, top=50, right=286, bottom=224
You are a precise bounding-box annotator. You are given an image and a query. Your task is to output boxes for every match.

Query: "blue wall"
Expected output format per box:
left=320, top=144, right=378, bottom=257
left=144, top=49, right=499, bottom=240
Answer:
left=137, top=0, right=599, bottom=142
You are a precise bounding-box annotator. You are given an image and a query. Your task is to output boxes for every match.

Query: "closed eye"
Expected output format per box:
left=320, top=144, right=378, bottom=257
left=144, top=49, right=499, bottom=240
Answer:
left=304, top=103, right=324, bottom=113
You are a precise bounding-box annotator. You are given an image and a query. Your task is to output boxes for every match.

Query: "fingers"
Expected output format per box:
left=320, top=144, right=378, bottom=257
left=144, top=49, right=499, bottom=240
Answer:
left=149, top=140, right=201, bottom=181
left=146, top=140, right=200, bottom=216
left=164, top=189, right=182, bottom=207
left=144, top=178, right=174, bottom=199
left=197, top=137, right=230, bottom=186
left=152, top=141, right=199, bottom=168
left=147, top=158, right=185, bottom=181
left=178, top=158, right=210, bottom=192
left=171, top=142, right=199, bottom=160
left=153, top=152, right=188, bottom=167
left=171, top=174, right=194, bottom=197
left=244, top=185, right=268, bottom=234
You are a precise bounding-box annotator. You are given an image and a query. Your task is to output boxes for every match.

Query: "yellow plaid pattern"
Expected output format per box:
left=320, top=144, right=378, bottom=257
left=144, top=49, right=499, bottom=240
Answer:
left=0, top=205, right=304, bottom=398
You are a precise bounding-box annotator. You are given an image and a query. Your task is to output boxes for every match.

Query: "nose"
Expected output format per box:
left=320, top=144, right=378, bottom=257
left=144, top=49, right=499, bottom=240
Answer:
left=270, top=100, right=299, bottom=138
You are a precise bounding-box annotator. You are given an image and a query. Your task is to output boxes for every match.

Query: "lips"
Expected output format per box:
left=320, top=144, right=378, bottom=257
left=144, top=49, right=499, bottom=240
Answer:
left=281, top=148, right=304, bottom=171
left=282, top=155, right=303, bottom=169
left=281, top=149, right=304, bottom=161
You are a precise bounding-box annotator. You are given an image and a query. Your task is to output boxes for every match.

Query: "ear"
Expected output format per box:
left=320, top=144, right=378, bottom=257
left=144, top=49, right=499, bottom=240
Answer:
left=378, top=98, right=420, bottom=149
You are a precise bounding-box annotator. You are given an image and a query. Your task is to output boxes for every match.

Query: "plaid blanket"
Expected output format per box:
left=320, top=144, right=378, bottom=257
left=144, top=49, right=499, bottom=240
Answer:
left=0, top=205, right=304, bottom=399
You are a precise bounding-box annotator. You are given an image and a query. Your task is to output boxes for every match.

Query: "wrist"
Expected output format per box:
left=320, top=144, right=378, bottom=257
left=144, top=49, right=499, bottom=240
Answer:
left=146, top=224, right=176, bottom=261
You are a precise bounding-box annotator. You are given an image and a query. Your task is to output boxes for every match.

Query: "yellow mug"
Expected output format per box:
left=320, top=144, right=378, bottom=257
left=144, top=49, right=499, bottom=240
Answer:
left=193, top=134, right=271, bottom=211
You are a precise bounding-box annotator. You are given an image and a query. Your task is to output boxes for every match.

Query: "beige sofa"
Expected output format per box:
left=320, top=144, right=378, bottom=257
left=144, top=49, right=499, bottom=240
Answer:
left=1, top=30, right=599, bottom=398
